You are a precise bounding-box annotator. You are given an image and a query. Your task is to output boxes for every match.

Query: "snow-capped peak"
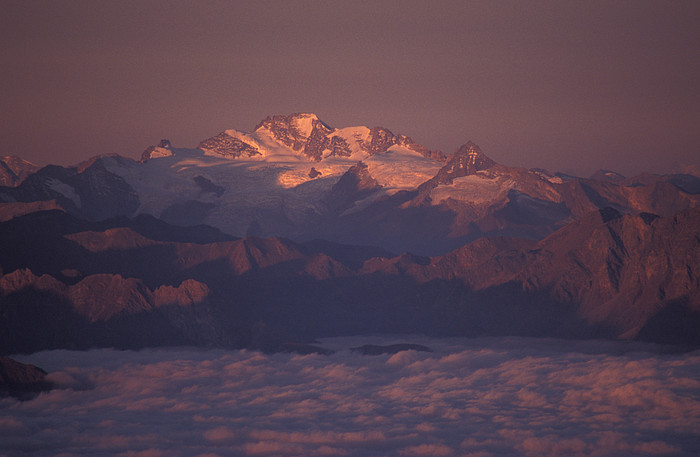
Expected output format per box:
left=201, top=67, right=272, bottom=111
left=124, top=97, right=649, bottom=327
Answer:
left=292, top=113, right=322, bottom=138
left=141, top=139, right=175, bottom=162
left=194, top=113, right=445, bottom=174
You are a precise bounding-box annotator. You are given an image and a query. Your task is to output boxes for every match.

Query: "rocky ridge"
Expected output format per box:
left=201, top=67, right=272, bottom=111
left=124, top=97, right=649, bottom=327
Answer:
left=0, top=356, right=52, bottom=400
left=199, top=113, right=446, bottom=163
left=2, top=114, right=699, bottom=256
left=0, top=155, right=40, bottom=187
left=1, top=206, right=698, bottom=354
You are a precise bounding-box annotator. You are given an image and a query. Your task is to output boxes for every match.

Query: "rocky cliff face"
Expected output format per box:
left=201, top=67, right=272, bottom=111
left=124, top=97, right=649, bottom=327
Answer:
left=1, top=206, right=698, bottom=353
left=141, top=139, right=176, bottom=162
left=0, top=157, right=140, bottom=221
left=0, top=356, right=52, bottom=400
left=3, top=114, right=699, bottom=256
left=0, top=155, right=40, bottom=187
left=199, top=113, right=445, bottom=163
left=0, top=113, right=698, bottom=352
left=196, top=133, right=261, bottom=159
left=324, top=162, right=382, bottom=213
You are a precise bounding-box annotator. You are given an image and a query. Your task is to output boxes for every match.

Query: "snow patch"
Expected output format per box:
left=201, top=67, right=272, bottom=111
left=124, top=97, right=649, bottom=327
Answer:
left=148, top=147, right=173, bottom=159
left=366, top=146, right=442, bottom=190
left=46, top=178, right=81, bottom=208
left=328, top=126, right=372, bottom=160
left=430, top=174, right=516, bottom=205
left=292, top=113, right=320, bottom=138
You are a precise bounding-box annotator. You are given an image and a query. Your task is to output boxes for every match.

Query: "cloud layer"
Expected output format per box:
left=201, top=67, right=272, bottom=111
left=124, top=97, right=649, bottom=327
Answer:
left=2, top=336, right=699, bottom=457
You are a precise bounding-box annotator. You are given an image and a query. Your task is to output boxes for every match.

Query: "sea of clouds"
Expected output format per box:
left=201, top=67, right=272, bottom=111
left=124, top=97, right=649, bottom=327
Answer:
left=2, top=336, right=699, bottom=457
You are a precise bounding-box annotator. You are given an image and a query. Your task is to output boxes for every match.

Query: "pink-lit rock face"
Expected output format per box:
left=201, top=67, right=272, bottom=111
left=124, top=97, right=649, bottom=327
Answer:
left=5, top=336, right=700, bottom=457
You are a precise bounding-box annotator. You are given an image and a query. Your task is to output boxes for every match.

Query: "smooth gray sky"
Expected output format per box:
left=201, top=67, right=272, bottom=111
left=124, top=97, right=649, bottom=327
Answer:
left=2, top=0, right=699, bottom=177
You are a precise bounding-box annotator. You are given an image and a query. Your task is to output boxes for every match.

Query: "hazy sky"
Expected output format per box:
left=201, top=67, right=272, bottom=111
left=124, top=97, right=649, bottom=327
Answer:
left=2, top=0, right=699, bottom=176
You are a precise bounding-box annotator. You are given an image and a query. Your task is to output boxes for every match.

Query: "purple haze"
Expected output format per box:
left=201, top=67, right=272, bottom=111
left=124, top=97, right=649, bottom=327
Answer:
left=4, top=336, right=700, bottom=456
left=1, top=0, right=699, bottom=177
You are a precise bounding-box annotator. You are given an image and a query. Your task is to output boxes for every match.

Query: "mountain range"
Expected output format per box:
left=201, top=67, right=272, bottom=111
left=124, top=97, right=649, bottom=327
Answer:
left=1, top=113, right=699, bottom=354
left=3, top=113, right=699, bottom=255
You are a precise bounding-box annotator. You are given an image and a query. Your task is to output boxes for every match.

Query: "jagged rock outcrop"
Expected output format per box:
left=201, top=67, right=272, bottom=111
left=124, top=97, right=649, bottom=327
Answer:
left=1, top=112, right=699, bottom=351
left=0, top=356, right=52, bottom=399
left=326, top=136, right=352, bottom=158
left=197, top=133, right=260, bottom=159
left=0, top=156, right=40, bottom=187
left=0, top=157, right=140, bottom=221
left=1, top=206, right=698, bottom=352
left=154, top=279, right=210, bottom=307
left=141, top=139, right=175, bottom=162
left=68, top=274, right=154, bottom=322
left=5, top=114, right=698, bottom=257
left=198, top=113, right=444, bottom=163
left=416, top=142, right=497, bottom=198
left=361, top=127, right=445, bottom=161
left=254, top=113, right=334, bottom=161
left=324, top=161, right=382, bottom=213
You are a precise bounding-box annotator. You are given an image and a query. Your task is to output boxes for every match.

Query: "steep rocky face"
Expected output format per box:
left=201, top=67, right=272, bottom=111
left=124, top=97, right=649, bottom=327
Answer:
left=302, top=118, right=335, bottom=161
left=254, top=113, right=334, bottom=161
left=323, top=162, right=382, bottom=213
left=413, top=142, right=499, bottom=206
left=436, top=206, right=700, bottom=342
left=0, top=268, right=66, bottom=295
left=0, top=357, right=52, bottom=400
left=0, top=161, right=20, bottom=187
left=326, top=136, right=352, bottom=157
left=3, top=114, right=699, bottom=257
left=429, top=142, right=496, bottom=186
left=197, top=132, right=260, bottom=159
left=68, top=274, right=154, bottom=322
left=396, top=134, right=446, bottom=162
left=0, top=267, right=221, bottom=353
left=154, top=279, right=210, bottom=307
left=364, top=127, right=397, bottom=155
left=199, top=113, right=445, bottom=162
left=0, top=158, right=140, bottom=221
left=512, top=207, right=700, bottom=341
left=1, top=206, right=698, bottom=352
left=556, top=177, right=700, bottom=219
left=141, top=139, right=175, bottom=162
left=354, top=127, right=447, bottom=161
left=0, top=155, right=40, bottom=187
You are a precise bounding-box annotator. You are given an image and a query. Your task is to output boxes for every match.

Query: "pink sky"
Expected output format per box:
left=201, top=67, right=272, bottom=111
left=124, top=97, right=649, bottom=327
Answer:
left=1, top=0, right=699, bottom=177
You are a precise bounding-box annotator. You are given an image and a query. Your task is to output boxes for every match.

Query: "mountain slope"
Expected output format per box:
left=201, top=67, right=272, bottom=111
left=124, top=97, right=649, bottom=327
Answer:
left=1, top=206, right=698, bottom=353
left=0, top=356, right=52, bottom=399
left=1, top=113, right=699, bottom=256
left=0, top=155, right=39, bottom=187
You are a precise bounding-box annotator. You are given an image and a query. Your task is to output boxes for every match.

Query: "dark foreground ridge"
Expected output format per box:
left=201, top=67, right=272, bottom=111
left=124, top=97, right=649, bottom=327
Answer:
left=0, top=356, right=53, bottom=400
left=1, top=204, right=698, bottom=354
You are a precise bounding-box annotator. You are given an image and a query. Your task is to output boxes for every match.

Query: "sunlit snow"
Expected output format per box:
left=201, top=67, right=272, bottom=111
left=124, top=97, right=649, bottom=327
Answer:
left=429, top=174, right=516, bottom=206
left=45, top=178, right=82, bottom=208
left=366, top=146, right=442, bottom=190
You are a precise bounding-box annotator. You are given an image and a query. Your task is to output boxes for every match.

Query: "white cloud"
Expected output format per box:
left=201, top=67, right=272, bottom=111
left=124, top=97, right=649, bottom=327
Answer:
left=2, top=337, right=699, bottom=457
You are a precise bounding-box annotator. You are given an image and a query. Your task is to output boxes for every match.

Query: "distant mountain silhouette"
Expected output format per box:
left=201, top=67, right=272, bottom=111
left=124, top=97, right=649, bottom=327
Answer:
left=1, top=206, right=698, bottom=354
